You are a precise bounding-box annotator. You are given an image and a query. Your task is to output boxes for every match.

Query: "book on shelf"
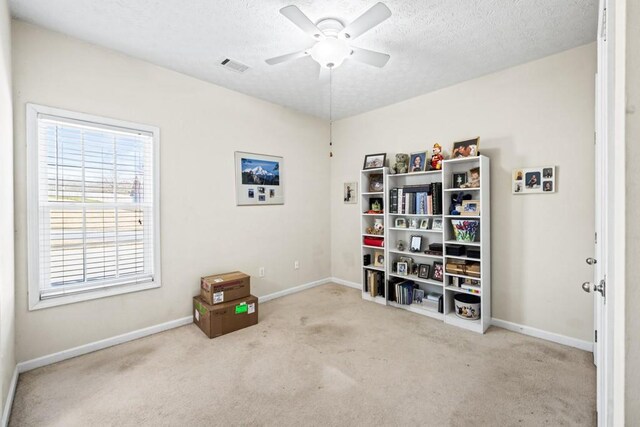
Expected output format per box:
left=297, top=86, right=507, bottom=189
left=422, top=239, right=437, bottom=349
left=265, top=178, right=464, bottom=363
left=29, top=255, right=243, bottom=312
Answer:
left=390, top=183, right=442, bottom=215
left=365, top=269, right=385, bottom=297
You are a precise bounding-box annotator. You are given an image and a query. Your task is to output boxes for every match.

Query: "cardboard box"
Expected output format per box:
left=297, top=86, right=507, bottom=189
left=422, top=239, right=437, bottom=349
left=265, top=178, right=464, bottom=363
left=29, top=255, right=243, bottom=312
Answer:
left=200, top=271, right=250, bottom=305
left=193, top=295, right=258, bottom=339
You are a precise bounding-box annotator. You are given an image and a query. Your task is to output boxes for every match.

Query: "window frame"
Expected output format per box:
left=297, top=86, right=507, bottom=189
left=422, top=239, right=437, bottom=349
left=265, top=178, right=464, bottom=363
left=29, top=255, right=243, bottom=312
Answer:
left=26, top=103, right=162, bottom=310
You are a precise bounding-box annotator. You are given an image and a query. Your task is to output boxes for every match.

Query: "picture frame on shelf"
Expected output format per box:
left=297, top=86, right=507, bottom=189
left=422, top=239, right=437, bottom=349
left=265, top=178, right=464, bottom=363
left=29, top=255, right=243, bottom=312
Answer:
left=369, top=198, right=383, bottom=213
left=368, top=174, right=384, bottom=192
left=461, top=200, right=480, bottom=216
left=431, top=218, right=443, bottom=231
left=343, top=182, right=357, bottom=204
left=397, top=262, right=408, bottom=276
left=399, top=256, right=414, bottom=273
left=409, top=218, right=419, bottom=229
left=374, top=250, right=384, bottom=267
left=413, top=289, right=425, bottom=304
left=431, top=261, right=444, bottom=282
left=395, top=218, right=407, bottom=228
left=363, top=153, right=386, bottom=170
left=409, top=235, right=422, bottom=252
left=451, top=137, right=480, bottom=158
left=418, top=264, right=431, bottom=279
left=235, top=151, right=283, bottom=206
left=452, top=172, right=467, bottom=188
left=409, top=151, right=427, bottom=172
left=419, top=219, right=431, bottom=229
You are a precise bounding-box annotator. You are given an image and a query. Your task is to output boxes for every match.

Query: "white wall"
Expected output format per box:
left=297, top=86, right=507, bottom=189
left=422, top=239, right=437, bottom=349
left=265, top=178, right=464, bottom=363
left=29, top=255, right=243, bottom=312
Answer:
left=0, top=0, right=15, bottom=415
left=331, top=43, right=596, bottom=342
left=625, top=0, right=639, bottom=421
left=12, top=21, right=331, bottom=362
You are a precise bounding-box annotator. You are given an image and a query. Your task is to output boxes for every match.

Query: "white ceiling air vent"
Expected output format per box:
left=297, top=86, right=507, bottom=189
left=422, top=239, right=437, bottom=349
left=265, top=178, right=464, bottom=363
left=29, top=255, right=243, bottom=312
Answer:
left=219, top=58, right=249, bottom=73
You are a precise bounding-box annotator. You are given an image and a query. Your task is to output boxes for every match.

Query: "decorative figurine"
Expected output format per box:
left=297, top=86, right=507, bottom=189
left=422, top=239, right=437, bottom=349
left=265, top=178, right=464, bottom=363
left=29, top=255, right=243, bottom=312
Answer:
left=430, top=143, right=444, bottom=170
left=393, top=153, right=409, bottom=174
left=396, top=240, right=406, bottom=251
left=460, top=167, right=480, bottom=188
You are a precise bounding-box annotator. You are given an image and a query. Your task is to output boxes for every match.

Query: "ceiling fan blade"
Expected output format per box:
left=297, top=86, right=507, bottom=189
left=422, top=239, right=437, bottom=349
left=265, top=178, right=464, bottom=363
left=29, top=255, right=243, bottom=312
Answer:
left=350, top=46, right=390, bottom=68
left=280, top=5, right=324, bottom=40
left=265, top=50, right=309, bottom=65
left=319, top=66, right=330, bottom=82
left=340, top=2, right=391, bottom=40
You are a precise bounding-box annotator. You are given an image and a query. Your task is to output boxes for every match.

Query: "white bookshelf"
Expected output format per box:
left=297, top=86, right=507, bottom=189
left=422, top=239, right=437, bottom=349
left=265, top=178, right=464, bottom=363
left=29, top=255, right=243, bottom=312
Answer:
left=441, top=155, right=490, bottom=333
left=358, top=156, right=491, bottom=334
left=385, top=167, right=445, bottom=320
left=360, top=167, right=388, bottom=305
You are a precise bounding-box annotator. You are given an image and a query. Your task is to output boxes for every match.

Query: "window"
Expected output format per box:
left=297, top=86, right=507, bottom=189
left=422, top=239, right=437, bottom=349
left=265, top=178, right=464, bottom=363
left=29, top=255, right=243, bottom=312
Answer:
left=27, top=104, right=161, bottom=309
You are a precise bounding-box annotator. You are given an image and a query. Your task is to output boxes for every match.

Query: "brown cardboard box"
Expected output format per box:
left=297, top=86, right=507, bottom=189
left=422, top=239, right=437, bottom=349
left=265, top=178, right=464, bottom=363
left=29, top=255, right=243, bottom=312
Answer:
left=193, top=295, right=258, bottom=339
left=200, top=271, right=250, bottom=305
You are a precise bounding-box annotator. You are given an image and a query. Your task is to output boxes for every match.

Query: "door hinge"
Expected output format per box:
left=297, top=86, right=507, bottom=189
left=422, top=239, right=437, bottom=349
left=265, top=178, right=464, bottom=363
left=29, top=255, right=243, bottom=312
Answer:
left=595, top=232, right=598, bottom=244
left=595, top=329, right=598, bottom=343
left=601, top=8, right=607, bottom=41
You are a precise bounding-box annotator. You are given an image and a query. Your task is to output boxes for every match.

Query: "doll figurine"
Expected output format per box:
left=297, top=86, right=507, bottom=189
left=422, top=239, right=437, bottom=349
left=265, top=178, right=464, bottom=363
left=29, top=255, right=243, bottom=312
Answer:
left=430, top=143, right=444, bottom=170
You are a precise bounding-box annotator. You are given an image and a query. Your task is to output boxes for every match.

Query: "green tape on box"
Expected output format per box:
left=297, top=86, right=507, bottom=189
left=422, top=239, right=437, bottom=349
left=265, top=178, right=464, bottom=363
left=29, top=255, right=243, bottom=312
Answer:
left=235, top=303, right=248, bottom=314
left=196, top=302, right=206, bottom=315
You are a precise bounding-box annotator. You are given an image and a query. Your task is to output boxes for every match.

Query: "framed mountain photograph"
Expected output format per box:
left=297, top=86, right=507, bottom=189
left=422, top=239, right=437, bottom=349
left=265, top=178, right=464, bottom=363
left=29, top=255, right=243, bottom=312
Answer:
left=235, top=151, right=283, bottom=205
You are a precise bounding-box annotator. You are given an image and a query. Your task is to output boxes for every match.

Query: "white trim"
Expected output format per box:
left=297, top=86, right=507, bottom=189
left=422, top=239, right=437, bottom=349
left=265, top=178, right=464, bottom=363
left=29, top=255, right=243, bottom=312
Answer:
left=329, top=277, right=361, bottom=289
left=25, top=103, right=162, bottom=311
left=491, top=318, right=593, bottom=352
left=1, top=366, right=18, bottom=427
left=17, top=316, right=192, bottom=373
left=258, top=278, right=332, bottom=303
left=16, top=277, right=339, bottom=373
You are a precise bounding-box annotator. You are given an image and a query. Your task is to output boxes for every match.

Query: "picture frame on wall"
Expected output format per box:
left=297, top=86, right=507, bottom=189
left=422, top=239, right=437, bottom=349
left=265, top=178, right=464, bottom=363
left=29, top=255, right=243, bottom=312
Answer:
left=343, top=182, right=357, bottom=204
left=235, top=152, right=283, bottom=206
left=363, top=153, right=386, bottom=170
left=512, top=166, right=556, bottom=195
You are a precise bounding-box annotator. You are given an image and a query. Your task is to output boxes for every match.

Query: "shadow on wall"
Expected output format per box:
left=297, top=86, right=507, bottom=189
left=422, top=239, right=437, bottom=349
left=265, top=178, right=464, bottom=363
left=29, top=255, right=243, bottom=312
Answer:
left=479, top=141, right=525, bottom=322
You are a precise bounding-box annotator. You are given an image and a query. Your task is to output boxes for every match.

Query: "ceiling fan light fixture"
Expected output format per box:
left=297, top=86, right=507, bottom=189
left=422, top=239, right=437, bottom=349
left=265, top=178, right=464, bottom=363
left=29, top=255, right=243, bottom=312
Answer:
left=310, top=37, right=351, bottom=69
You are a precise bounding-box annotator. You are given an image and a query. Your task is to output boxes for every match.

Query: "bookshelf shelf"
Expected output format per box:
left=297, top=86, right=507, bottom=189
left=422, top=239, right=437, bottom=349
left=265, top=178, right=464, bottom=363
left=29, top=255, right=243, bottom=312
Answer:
left=445, top=272, right=481, bottom=281
left=387, top=249, right=443, bottom=259
left=444, top=285, right=481, bottom=296
left=359, top=156, right=490, bottom=334
left=388, top=273, right=443, bottom=287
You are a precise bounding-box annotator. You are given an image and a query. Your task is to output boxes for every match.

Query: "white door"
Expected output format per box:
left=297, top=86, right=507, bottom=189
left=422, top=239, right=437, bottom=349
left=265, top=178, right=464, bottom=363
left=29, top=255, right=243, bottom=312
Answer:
left=585, top=1, right=610, bottom=425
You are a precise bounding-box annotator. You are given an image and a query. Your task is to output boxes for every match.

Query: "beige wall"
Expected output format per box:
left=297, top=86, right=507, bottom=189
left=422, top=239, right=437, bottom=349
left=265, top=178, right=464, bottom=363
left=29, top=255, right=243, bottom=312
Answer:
left=625, top=0, right=639, bottom=421
left=12, top=21, right=331, bottom=362
left=331, top=43, right=596, bottom=342
left=0, top=0, right=15, bottom=414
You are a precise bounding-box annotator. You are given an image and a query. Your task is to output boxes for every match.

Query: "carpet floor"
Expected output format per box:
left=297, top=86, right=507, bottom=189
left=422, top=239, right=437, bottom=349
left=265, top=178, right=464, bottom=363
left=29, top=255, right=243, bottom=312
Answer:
left=10, top=284, right=595, bottom=426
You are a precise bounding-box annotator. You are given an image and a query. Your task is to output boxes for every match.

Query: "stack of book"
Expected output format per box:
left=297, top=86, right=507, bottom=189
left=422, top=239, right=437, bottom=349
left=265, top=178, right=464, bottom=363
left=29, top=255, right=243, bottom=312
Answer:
left=390, top=183, right=443, bottom=215
left=365, top=269, right=385, bottom=297
left=394, top=281, right=416, bottom=305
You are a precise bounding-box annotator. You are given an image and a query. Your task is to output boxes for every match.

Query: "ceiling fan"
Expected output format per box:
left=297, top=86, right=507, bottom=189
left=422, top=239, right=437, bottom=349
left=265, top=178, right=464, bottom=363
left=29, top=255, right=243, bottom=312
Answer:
left=265, top=2, right=392, bottom=80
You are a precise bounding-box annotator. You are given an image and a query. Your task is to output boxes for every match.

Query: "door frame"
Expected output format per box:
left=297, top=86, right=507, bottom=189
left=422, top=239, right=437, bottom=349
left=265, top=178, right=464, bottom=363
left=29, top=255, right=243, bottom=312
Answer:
left=598, top=0, right=626, bottom=424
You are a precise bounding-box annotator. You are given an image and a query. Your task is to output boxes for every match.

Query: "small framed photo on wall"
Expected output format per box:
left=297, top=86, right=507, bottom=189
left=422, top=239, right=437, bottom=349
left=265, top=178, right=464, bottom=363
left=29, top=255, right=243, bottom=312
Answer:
left=512, top=166, right=556, bottom=195
left=343, top=182, right=357, bottom=204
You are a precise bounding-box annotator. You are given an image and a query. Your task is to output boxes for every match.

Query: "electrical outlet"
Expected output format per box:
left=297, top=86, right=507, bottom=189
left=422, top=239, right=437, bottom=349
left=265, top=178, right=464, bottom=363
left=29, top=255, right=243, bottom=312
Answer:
left=294, top=260, right=300, bottom=270
left=259, top=267, right=265, bottom=277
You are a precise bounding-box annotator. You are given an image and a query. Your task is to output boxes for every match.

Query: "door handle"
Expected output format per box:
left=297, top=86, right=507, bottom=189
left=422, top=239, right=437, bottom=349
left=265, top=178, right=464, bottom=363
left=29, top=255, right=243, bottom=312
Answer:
left=586, top=257, right=597, bottom=265
left=582, top=280, right=606, bottom=297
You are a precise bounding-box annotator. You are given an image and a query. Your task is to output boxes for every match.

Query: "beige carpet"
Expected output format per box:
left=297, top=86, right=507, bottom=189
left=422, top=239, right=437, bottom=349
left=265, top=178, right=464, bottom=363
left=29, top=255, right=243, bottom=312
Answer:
left=10, top=284, right=595, bottom=426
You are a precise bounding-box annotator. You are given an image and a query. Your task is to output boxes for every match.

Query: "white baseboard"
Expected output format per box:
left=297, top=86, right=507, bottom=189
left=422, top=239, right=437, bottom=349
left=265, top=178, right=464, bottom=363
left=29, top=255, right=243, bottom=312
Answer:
left=17, top=316, right=193, bottom=374
left=258, top=278, right=332, bottom=303
left=329, top=277, right=361, bottom=289
left=491, top=318, right=593, bottom=352
left=2, top=366, right=18, bottom=427
left=17, top=277, right=340, bottom=374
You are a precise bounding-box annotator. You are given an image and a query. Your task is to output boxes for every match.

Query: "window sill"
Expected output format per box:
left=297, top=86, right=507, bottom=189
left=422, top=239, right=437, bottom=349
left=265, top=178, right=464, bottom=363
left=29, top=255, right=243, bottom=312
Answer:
left=28, top=280, right=161, bottom=311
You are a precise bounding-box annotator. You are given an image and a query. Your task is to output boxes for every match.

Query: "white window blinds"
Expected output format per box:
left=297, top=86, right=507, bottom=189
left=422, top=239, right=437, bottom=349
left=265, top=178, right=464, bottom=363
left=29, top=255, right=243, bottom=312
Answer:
left=30, top=108, right=159, bottom=302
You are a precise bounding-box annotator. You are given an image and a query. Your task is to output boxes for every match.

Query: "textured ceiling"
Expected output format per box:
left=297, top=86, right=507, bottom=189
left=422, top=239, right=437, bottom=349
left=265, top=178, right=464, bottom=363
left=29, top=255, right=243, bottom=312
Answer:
left=9, top=0, right=598, bottom=119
